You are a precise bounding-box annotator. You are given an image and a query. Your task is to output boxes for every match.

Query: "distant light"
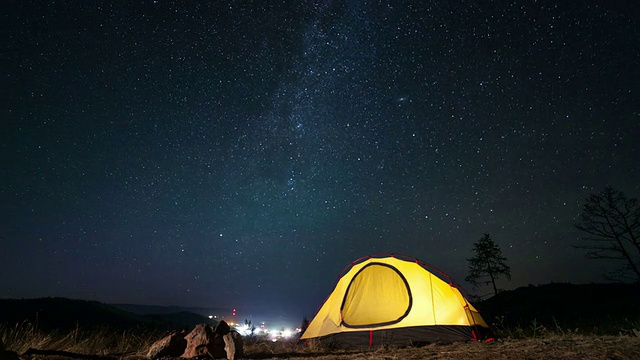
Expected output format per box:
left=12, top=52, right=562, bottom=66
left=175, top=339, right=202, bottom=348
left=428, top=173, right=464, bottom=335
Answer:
left=208, top=315, right=213, bottom=319
left=236, top=323, right=252, bottom=336
left=283, top=329, right=292, bottom=338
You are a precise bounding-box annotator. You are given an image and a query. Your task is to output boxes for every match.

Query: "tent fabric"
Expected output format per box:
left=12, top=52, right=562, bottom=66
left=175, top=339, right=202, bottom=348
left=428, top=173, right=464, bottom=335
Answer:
left=301, top=255, right=490, bottom=348
left=317, top=325, right=492, bottom=349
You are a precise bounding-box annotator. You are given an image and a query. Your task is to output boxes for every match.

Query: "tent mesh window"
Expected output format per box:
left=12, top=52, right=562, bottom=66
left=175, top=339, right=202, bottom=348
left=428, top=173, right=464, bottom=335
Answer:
left=341, top=263, right=412, bottom=327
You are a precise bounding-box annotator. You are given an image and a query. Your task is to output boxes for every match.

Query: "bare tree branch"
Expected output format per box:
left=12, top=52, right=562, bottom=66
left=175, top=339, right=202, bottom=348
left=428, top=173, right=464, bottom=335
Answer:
left=574, top=186, right=640, bottom=282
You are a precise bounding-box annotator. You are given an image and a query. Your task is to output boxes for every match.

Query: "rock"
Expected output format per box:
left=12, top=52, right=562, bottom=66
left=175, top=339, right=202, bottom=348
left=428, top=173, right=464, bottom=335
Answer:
left=209, top=332, right=227, bottom=359
left=233, top=331, right=244, bottom=359
left=178, top=322, right=243, bottom=359
left=223, top=333, right=235, bottom=360
left=223, top=331, right=244, bottom=360
left=182, top=324, right=223, bottom=358
left=147, top=330, right=187, bottom=359
left=215, top=320, right=231, bottom=336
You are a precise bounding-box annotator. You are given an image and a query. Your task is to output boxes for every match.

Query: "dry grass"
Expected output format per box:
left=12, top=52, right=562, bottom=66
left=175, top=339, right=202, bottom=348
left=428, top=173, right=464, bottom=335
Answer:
left=0, top=322, right=160, bottom=356
left=3, top=323, right=640, bottom=360
left=241, top=335, right=640, bottom=360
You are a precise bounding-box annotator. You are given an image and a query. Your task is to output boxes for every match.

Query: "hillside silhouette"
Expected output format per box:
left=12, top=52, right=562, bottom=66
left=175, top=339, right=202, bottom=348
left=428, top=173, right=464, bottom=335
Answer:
left=0, top=297, right=215, bottom=332
left=477, top=283, right=640, bottom=334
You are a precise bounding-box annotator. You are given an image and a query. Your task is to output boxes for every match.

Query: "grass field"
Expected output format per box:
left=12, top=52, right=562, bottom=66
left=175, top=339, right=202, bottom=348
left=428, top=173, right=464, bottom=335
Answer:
left=0, top=322, right=161, bottom=356
left=3, top=322, right=640, bottom=360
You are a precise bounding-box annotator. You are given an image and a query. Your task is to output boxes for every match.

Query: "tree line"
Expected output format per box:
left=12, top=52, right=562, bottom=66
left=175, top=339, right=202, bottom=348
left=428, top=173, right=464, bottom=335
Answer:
left=465, top=186, right=640, bottom=296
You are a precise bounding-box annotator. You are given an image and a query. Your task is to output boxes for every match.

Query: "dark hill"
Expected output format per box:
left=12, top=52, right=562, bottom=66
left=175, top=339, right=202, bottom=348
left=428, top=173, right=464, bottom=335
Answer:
left=477, top=283, right=640, bottom=334
left=0, top=297, right=214, bottom=332
left=111, top=303, right=230, bottom=317
left=143, top=311, right=215, bottom=331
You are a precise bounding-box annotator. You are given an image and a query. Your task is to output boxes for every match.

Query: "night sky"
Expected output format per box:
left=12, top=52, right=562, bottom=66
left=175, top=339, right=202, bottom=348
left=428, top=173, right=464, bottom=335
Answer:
left=2, top=1, right=639, bottom=326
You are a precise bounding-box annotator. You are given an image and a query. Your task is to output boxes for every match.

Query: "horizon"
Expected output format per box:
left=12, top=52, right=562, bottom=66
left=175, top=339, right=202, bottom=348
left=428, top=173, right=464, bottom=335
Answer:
left=3, top=280, right=637, bottom=331
left=1, top=276, right=627, bottom=327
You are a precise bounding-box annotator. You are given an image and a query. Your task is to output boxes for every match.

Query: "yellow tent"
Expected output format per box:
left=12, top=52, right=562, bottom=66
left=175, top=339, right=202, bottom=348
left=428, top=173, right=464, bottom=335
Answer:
left=301, top=254, right=490, bottom=348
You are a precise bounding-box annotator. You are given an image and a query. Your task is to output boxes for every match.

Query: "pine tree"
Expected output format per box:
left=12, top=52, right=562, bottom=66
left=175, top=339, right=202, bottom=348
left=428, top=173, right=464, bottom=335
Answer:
left=300, top=316, right=310, bottom=333
left=465, top=233, right=511, bottom=296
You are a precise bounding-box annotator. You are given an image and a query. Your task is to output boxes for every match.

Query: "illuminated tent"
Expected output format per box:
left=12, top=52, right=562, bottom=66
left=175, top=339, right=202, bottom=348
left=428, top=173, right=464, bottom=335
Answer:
left=300, top=254, right=490, bottom=348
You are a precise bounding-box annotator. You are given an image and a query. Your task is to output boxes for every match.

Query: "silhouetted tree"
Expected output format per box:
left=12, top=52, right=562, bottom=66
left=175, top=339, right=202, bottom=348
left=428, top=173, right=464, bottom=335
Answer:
left=300, top=316, right=310, bottom=333
left=466, top=234, right=511, bottom=296
left=244, top=319, right=256, bottom=335
left=574, top=186, right=640, bottom=283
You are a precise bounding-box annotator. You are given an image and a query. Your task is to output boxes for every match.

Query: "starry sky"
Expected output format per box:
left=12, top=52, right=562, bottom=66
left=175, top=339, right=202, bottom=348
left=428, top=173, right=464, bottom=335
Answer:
left=2, top=1, right=639, bottom=325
